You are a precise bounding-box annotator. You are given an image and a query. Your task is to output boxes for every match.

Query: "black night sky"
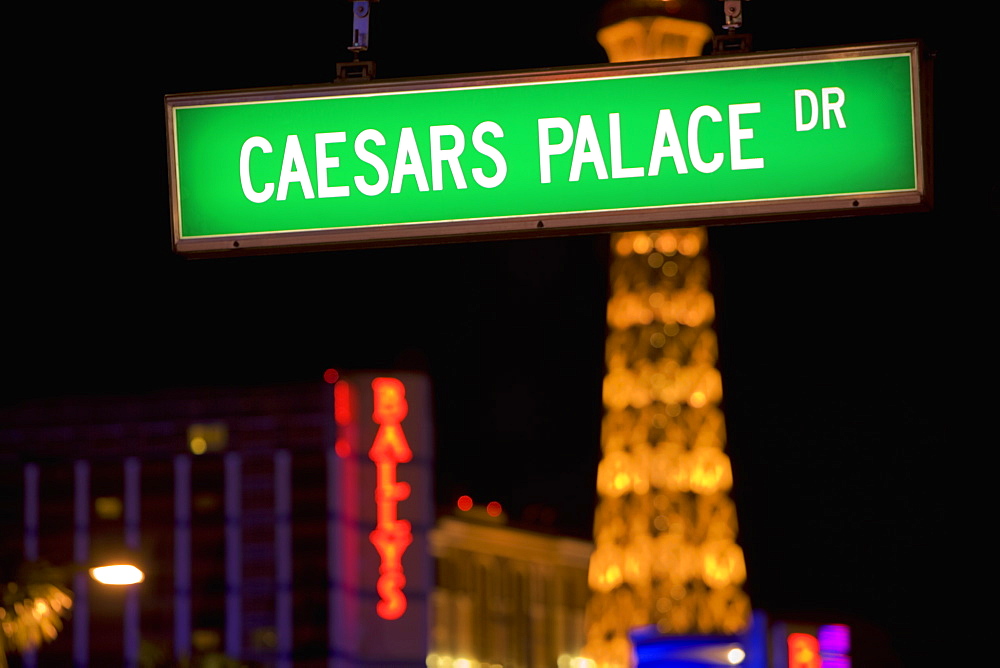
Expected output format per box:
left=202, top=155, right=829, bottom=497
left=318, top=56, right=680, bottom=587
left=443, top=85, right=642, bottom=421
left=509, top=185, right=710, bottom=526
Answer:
left=5, top=2, right=983, bottom=665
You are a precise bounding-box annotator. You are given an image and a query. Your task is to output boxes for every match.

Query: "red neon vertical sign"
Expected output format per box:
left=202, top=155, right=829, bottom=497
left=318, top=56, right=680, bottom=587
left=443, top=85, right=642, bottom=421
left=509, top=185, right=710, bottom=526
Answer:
left=333, top=377, right=356, bottom=458
left=787, top=633, right=821, bottom=668
left=369, top=377, right=413, bottom=620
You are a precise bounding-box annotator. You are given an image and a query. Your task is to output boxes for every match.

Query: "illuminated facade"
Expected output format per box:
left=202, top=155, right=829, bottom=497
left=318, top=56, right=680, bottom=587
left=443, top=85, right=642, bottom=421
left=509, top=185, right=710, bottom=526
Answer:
left=1, top=377, right=600, bottom=668
left=429, top=513, right=592, bottom=668
left=585, top=4, right=750, bottom=663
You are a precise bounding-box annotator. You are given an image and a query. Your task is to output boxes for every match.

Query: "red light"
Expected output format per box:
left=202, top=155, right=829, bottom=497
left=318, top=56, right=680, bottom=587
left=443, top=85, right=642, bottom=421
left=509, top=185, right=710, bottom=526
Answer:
left=787, top=633, right=820, bottom=668
left=457, top=495, right=473, bottom=511
left=323, top=368, right=340, bottom=384
left=335, top=437, right=351, bottom=459
left=369, top=377, right=413, bottom=621
left=486, top=501, right=502, bottom=517
left=372, top=377, right=408, bottom=424
left=333, top=379, right=356, bottom=457
left=334, top=380, right=355, bottom=426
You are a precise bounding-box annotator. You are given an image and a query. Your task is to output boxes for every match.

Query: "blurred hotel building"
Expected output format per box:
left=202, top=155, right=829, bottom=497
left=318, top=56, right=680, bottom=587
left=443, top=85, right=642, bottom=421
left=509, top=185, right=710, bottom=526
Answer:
left=0, top=377, right=594, bottom=668
left=430, top=512, right=591, bottom=667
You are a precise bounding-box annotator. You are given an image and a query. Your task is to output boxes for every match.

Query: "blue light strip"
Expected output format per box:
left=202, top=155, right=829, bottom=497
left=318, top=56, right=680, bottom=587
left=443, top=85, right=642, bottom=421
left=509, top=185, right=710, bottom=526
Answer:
left=124, top=457, right=141, bottom=667
left=174, top=455, right=192, bottom=660
left=275, top=450, right=293, bottom=668
left=225, top=453, right=243, bottom=659
left=73, top=460, right=90, bottom=667
left=22, top=464, right=39, bottom=668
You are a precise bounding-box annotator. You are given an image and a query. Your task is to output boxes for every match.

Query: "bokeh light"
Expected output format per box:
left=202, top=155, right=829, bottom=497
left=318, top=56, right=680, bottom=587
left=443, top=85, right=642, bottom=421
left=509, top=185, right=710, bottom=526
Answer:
left=90, top=564, right=144, bottom=585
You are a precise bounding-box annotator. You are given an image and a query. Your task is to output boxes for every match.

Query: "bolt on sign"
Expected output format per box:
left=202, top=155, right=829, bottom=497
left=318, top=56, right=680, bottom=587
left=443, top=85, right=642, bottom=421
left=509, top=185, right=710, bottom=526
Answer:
left=166, top=41, right=927, bottom=254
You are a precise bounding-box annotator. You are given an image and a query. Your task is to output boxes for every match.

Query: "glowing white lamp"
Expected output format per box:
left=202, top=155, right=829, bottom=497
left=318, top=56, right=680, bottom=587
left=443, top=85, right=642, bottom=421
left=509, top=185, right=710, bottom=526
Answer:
left=89, top=564, right=145, bottom=585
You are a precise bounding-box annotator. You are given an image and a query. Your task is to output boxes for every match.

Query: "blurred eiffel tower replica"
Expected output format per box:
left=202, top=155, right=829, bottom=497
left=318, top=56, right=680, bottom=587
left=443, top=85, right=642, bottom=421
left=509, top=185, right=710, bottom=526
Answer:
left=583, top=2, right=751, bottom=665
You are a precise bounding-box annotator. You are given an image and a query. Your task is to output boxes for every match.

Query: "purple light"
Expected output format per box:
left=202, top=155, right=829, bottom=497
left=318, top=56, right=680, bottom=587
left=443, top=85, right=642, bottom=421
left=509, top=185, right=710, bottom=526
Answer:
left=818, top=623, right=851, bottom=656
left=822, top=659, right=851, bottom=668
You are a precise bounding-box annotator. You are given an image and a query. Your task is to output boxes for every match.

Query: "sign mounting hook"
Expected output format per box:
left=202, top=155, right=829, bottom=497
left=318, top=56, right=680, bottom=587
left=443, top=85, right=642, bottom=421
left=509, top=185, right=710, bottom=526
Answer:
left=713, top=0, right=753, bottom=54
left=337, top=0, right=379, bottom=82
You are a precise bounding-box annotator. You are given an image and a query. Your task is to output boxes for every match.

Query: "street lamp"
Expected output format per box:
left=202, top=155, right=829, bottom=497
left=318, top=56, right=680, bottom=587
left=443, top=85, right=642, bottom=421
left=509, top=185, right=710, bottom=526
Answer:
left=1, top=555, right=145, bottom=664
left=87, top=542, right=146, bottom=586
left=89, top=564, right=145, bottom=586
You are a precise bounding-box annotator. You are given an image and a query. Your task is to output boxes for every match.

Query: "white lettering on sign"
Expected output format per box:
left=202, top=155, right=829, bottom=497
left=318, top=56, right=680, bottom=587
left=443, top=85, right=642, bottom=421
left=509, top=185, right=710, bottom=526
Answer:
left=538, top=105, right=765, bottom=183
left=688, top=105, right=724, bottom=174
left=610, top=112, right=645, bottom=179
left=240, top=137, right=274, bottom=203
left=538, top=117, right=573, bottom=184
left=795, top=87, right=847, bottom=131
left=430, top=125, right=467, bottom=191
left=570, top=115, right=609, bottom=182
left=729, top=103, right=765, bottom=170
left=470, top=122, right=507, bottom=189
left=649, top=109, right=688, bottom=176
left=390, top=127, right=429, bottom=194
left=239, top=120, right=508, bottom=203
left=241, top=103, right=772, bottom=202
left=277, top=134, right=314, bottom=200
left=354, top=129, right=390, bottom=196
left=316, top=132, right=350, bottom=198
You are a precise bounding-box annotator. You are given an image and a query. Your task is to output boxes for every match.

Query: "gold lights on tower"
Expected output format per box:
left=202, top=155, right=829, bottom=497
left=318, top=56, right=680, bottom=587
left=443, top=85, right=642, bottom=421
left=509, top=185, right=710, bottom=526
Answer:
left=584, top=4, right=750, bottom=665
left=597, top=1, right=714, bottom=62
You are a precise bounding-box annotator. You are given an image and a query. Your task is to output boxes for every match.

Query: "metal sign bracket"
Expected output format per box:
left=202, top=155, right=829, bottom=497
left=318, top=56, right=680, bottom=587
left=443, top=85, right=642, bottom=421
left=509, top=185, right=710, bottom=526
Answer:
left=336, top=1, right=379, bottom=83
left=713, top=0, right=753, bottom=53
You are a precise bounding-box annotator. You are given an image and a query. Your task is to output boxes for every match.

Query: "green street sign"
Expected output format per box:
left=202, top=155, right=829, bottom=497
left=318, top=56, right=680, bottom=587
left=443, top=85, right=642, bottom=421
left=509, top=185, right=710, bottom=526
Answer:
left=166, top=42, right=927, bottom=254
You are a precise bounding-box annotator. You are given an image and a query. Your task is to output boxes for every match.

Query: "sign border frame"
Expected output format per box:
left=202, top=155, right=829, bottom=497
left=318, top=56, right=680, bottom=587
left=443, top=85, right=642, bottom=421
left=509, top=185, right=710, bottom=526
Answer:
left=166, top=40, right=929, bottom=255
